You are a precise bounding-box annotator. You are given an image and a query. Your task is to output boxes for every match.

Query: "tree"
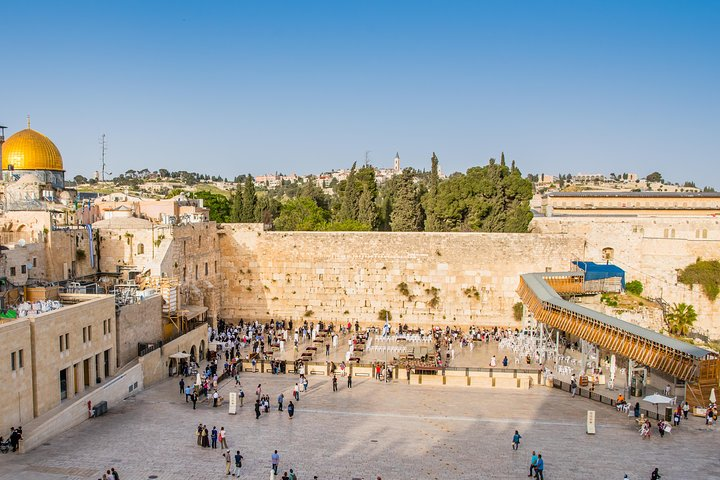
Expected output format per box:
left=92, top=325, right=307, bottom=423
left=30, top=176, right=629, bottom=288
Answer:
left=230, top=185, right=243, bottom=222
left=703, top=186, right=716, bottom=192
left=240, top=175, right=256, bottom=222
left=625, top=280, right=643, bottom=296
left=423, top=153, right=441, bottom=231
left=357, top=186, right=377, bottom=228
left=190, top=191, right=230, bottom=223
left=665, top=303, right=697, bottom=336
left=646, top=171, right=663, bottom=183
left=426, top=157, right=533, bottom=232
left=390, top=169, right=424, bottom=231
left=158, top=168, right=169, bottom=178
left=337, top=163, right=360, bottom=222
left=274, top=197, right=330, bottom=231
left=254, top=195, right=281, bottom=226
left=73, top=175, right=88, bottom=185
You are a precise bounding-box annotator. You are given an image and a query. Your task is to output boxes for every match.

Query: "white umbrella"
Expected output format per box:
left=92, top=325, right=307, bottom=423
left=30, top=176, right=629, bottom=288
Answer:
left=609, top=355, right=616, bottom=389
left=710, top=388, right=716, bottom=404
left=643, top=393, right=673, bottom=417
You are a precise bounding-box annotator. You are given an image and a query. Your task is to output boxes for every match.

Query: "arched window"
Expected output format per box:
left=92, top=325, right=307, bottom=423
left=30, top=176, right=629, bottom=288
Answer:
left=602, top=247, right=615, bottom=262
left=137, top=243, right=145, bottom=255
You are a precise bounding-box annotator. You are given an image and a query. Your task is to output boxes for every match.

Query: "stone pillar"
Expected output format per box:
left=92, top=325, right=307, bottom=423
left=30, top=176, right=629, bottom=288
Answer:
left=76, top=362, right=85, bottom=394
left=67, top=364, right=76, bottom=399
left=89, top=356, right=98, bottom=386
left=97, top=353, right=106, bottom=382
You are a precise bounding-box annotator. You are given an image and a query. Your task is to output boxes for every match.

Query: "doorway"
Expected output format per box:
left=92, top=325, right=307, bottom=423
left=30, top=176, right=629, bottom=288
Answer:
left=84, top=359, right=90, bottom=387
left=60, top=369, right=68, bottom=400
left=104, top=350, right=110, bottom=377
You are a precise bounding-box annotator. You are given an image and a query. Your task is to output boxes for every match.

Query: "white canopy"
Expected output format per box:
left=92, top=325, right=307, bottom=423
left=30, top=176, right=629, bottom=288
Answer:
left=169, top=352, right=190, bottom=359
left=642, top=393, right=673, bottom=405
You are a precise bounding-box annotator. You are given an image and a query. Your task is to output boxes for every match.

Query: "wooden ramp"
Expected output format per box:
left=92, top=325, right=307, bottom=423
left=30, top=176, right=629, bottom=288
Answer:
left=517, top=272, right=719, bottom=407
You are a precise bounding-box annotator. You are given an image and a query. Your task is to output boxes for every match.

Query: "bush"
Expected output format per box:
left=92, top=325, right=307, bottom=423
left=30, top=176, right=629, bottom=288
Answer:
left=678, top=259, right=720, bottom=301
left=513, top=302, right=524, bottom=322
left=625, top=280, right=643, bottom=296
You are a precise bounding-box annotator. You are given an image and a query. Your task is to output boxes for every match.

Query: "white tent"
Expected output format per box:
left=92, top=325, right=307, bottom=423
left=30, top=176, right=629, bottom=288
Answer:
left=169, top=352, right=190, bottom=359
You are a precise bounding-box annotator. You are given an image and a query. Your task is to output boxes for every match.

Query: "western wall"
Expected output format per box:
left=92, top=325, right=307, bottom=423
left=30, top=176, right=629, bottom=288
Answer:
left=218, top=225, right=585, bottom=328
left=218, top=217, right=720, bottom=337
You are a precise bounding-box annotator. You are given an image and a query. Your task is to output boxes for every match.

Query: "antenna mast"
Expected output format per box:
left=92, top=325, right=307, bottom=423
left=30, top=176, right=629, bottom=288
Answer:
left=100, top=134, right=108, bottom=182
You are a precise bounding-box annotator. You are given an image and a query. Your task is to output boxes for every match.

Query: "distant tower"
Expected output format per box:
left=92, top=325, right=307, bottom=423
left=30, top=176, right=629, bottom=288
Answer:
left=0, top=125, right=5, bottom=170
left=393, top=152, right=400, bottom=173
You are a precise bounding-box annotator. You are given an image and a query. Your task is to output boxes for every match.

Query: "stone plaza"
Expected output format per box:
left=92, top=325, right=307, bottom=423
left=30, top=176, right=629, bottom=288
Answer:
left=1, top=365, right=718, bottom=480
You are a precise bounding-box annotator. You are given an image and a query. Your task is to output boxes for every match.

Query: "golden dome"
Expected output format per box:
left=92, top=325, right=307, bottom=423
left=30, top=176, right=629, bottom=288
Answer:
left=2, top=128, right=64, bottom=172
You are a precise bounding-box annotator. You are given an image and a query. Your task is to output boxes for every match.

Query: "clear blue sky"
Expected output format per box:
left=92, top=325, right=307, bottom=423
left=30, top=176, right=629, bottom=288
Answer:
left=2, top=1, right=719, bottom=187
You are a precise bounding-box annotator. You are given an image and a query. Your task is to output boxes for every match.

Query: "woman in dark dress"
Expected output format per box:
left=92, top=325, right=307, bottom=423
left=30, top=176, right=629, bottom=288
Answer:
left=287, top=401, right=295, bottom=419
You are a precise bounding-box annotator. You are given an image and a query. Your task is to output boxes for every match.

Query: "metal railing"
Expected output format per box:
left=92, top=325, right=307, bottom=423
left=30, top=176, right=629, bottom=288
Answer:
left=552, top=378, right=665, bottom=420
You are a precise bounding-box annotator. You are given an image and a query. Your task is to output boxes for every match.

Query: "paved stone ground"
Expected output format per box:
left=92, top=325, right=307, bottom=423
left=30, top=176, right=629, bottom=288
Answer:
left=1, top=371, right=718, bottom=479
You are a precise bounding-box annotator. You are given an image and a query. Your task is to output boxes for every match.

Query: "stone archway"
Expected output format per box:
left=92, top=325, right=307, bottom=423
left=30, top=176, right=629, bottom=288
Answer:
left=199, top=340, right=205, bottom=360
left=190, top=345, right=197, bottom=363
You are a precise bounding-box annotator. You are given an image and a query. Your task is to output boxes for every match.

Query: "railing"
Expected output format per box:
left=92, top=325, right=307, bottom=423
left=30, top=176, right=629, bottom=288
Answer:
left=552, top=378, right=666, bottom=420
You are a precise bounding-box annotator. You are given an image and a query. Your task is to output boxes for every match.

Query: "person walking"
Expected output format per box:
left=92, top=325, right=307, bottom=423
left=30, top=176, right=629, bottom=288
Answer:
left=293, top=383, right=300, bottom=401
left=288, top=401, right=295, bottom=419
left=570, top=375, right=577, bottom=398
left=534, top=454, right=544, bottom=480
left=271, top=450, right=280, bottom=474
left=224, top=449, right=232, bottom=475
left=288, top=469, right=297, bottom=480
left=348, top=374, right=352, bottom=389
left=185, top=385, right=191, bottom=402
left=191, top=392, right=197, bottom=410
left=651, top=467, right=661, bottom=480
left=213, top=390, right=219, bottom=407
left=239, top=388, right=244, bottom=407
left=512, top=430, right=522, bottom=450
left=197, top=424, right=203, bottom=446
left=332, top=375, right=338, bottom=392
left=179, top=378, right=185, bottom=394
left=682, top=401, right=690, bottom=419
left=220, top=427, right=228, bottom=448
left=278, top=393, right=284, bottom=411
left=211, top=426, right=218, bottom=449
left=256, top=384, right=262, bottom=402
left=528, top=450, right=537, bottom=477
left=233, top=450, right=244, bottom=477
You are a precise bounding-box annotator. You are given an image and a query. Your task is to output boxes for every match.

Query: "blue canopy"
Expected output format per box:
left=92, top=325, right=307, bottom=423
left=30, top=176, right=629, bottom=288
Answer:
left=572, top=261, right=626, bottom=288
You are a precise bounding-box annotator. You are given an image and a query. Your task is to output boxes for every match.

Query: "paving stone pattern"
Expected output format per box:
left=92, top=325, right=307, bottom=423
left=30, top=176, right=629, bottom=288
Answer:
left=0, top=371, right=718, bottom=479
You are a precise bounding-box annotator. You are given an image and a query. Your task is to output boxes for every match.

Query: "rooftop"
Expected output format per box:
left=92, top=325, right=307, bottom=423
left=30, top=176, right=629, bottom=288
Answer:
left=545, top=191, right=720, bottom=198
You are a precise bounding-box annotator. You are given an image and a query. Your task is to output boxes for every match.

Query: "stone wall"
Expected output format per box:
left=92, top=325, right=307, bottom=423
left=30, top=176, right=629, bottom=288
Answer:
left=531, top=216, right=720, bottom=337
left=115, top=294, right=163, bottom=368
left=138, top=324, right=208, bottom=387
left=218, top=226, right=585, bottom=328
left=21, top=363, right=143, bottom=452
left=29, top=295, right=117, bottom=417
left=0, top=318, right=34, bottom=435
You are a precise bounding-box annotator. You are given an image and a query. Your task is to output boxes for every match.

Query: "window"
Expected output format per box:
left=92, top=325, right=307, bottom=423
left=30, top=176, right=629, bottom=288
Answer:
left=11, top=351, right=16, bottom=371
left=65, top=333, right=70, bottom=350
left=83, top=327, right=87, bottom=343
left=183, top=266, right=187, bottom=281
left=32, top=257, right=37, bottom=267
left=214, top=261, right=217, bottom=274
left=103, top=320, right=107, bottom=335
left=703, top=229, right=708, bottom=239
left=198, top=235, right=202, bottom=247
left=137, top=243, right=145, bottom=255
left=88, top=325, right=92, bottom=341
left=10, top=267, right=15, bottom=276
left=205, top=262, right=208, bottom=276
left=59, top=335, right=64, bottom=351
left=195, top=265, right=198, bottom=280
left=18, top=349, right=23, bottom=368
left=21, top=265, right=26, bottom=274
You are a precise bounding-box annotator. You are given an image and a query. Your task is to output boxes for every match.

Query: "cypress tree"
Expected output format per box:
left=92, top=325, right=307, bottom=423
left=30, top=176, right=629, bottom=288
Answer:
left=390, top=169, right=424, bottom=231
left=230, top=185, right=243, bottom=222
left=240, top=175, right=256, bottom=222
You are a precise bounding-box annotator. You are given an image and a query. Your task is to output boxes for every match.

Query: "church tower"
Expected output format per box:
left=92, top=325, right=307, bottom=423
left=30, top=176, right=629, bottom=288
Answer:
left=393, top=152, right=400, bottom=173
